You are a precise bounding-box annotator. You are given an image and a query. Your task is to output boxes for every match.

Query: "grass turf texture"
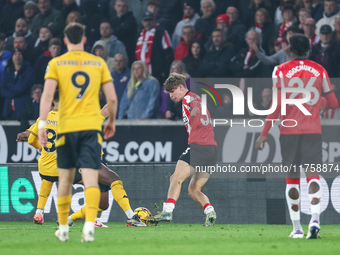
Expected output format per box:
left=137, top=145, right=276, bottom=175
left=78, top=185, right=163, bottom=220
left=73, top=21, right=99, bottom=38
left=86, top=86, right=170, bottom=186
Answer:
left=0, top=222, right=339, bottom=255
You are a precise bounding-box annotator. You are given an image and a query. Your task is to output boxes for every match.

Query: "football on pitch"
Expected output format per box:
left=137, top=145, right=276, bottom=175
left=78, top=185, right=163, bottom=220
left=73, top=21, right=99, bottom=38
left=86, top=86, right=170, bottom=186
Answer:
left=134, top=207, right=152, bottom=225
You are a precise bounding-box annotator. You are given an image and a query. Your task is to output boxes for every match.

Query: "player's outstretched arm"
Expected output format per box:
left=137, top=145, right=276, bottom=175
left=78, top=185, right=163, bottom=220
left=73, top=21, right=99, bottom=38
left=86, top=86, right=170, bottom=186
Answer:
left=38, top=79, right=58, bottom=147
left=16, top=131, right=30, bottom=141
left=102, top=81, right=118, bottom=139
left=255, top=136, right=267, bottom=150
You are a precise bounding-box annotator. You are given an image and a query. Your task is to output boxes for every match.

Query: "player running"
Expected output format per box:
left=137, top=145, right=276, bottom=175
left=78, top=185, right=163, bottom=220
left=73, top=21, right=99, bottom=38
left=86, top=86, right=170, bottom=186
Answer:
left=255, top=34, right=338, bottom=239
left=147, top=73, right=218, bottom=226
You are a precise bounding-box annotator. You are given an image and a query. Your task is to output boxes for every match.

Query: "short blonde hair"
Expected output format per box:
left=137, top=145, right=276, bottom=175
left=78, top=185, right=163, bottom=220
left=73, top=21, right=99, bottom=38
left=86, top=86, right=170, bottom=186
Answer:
left=164, top=73, right=187, bottom=93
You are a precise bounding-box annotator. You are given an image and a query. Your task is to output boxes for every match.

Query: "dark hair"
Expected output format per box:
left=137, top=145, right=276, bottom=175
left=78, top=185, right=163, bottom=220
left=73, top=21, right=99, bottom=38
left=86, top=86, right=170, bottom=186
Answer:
left=100, top=19, right=113, bottom=29
left=0, top=32, right=6, bottom=41
left=40, top=25, right=52, bottom=34
left=54, top=89, right=59, bottom=102
left=212, top=28, right=224, bottom=34
left=285, top=25, right=303, bottom=35
left=63, top=23, right=85, bottom=44
left=289, top=34, right=310, bottom=56
left=48, top=37, right=62, bottom=47
left=31, top=84, right=43, bottom=95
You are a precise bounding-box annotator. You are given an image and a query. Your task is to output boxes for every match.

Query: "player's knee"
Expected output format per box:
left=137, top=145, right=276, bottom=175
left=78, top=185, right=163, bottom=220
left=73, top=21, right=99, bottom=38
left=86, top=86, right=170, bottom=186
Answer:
left=288, top=188, right=299, bottom=199
left=187, top=184, right=198, bottom=199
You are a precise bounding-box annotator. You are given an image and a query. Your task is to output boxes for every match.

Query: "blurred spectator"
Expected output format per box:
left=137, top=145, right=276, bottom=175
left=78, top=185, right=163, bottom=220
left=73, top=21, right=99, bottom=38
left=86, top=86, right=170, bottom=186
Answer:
left=13, top=35, right=35, bottom=65
left=226, top=6, right=247, bottom=53
left=230, top=29, right=263, bottom=77
left=296, top=7, right=311, bottom=29
left=111, top=53, right=130, bottom=114
left=24, top=1, right=40, bottom=27
left=135, top=11, right=173, bottom=85
left=91, top=40, right=115, bottom=72
left=315, top=0, right=340, bottom=35
left=295, top=0, right=323, bottom=23
left=157, top=0, right=184, bottom=35
left=34, top=37, right=61, bottom=84
left=257, top=88, right=272, bottom=110
left=174, top=25, right=196, bottom=61
left=309, top=24, right=340, bottom=77
left=244, top=0, right=274, bottom=28
left=204, top=14, right=229, bottom=51
left=82, top=0, right=102, bottom=51
left=62, top=0, right=80, bottom=20
left=252, top=26, right=302, bottom=66
left=111, top=0, right=137, bottom=67
left=0, top=33, right=11, bottom=117
left=320, top=84, right=340, bottom=119
left=20, top=84, right=43, bottom=130
left=303, top=17, right=320, bottom=49
left=214, top=92, right=233, bottom=118
left=118, top=60, right=160, bottom=119
left=30, top=0, right=64, bottom=38
left=0, top=48, right=35, bottom=120
left=333, top=15, right=340, bottom=42
left=65, top=11, right=82, bottom=25
left=147, top=0, right=161, bottom=22
left=278, top=3, right=296, bottom=38
left=33, top=26, right=53, bottom=63
left=161, top=60, right=190, bottom=119
left=0, top=0, right=25, bottom=37
left=274, top=0, right=295, bottom=26
left=253, top=8, right=275, bottom=55
left=199, top=28, right=234, bottom=77
left=172, top=0, right=200, bottom=49
left=182, top=39, right=205, bottom=77
left=273, top=37, right=288, bottom=52
left=195, top=0, right=217, bottom=42
left=100, top=20, right=128, bottom=62
left=5, top=18, right=38, bottom=52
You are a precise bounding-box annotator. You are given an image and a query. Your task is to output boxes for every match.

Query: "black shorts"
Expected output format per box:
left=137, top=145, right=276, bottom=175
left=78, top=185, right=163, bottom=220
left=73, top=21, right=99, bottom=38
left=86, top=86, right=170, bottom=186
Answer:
left=75, top=165, right=111, bottom=193
left=280, top=134, right=322, bottom=167
left=40, top=173, right=58, bottom=183
left=180, top=143, right=218, bottom=168
left=56, top=130, right=102, bottom=170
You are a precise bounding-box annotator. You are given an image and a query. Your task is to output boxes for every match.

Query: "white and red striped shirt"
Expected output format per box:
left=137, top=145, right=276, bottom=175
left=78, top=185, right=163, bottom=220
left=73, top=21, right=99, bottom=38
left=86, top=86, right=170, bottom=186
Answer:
left=135, top=25, right=172, bottom=74
left=308, top=34, right=320, bottom=49
left=182, top=92, right=217, bottom=146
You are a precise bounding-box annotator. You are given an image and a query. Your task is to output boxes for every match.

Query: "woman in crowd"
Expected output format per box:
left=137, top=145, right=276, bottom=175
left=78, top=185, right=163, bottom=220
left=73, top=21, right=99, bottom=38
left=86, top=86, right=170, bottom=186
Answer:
left=253, top=8, right=275, bottom=55
left=182, top=39, right=205, bottom=78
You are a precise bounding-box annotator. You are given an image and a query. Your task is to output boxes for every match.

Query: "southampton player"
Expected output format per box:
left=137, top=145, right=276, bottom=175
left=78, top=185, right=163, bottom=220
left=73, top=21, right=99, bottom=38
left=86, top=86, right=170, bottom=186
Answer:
left=21, top=97, right=145, bottom=227
left=38, top=23, right=117, bottom=242
left=147, top=73, right=218, bottom=226
left=255, top=34, right=338, bottom=239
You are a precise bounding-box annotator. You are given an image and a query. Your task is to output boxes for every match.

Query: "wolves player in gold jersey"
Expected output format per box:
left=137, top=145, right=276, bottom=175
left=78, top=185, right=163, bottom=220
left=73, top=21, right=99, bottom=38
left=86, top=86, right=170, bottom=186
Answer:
left=38, top=23, right=117, bottom=242
left=23, top=95, right=145, bottom=228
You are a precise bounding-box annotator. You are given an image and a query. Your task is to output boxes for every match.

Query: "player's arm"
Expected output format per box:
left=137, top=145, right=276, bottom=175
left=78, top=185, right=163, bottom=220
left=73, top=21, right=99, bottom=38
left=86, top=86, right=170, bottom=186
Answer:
left=27, top=121, right=42, bottom=150
left=102, top=81, right=118, bottom=139
left=38, top=79, right=58, bottom=147
left=16, top=130, right=31, bottom=141
left=321, top=74, right=339, bottom=109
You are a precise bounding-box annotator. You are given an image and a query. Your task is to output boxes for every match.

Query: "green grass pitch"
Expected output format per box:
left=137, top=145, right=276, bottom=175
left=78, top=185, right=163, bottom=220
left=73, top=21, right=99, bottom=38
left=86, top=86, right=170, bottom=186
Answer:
left=1, top=222, right=339, bottom=255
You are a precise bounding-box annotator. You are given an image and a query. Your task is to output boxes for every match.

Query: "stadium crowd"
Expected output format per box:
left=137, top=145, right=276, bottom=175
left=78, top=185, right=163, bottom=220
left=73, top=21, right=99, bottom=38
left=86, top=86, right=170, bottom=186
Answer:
left=1, top=0, right=340, bottom=128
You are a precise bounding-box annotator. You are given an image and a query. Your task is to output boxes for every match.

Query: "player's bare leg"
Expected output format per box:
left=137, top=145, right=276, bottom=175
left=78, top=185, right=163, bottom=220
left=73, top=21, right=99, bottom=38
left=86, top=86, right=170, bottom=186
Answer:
left=55, top=168, right=75, bottom=242
left=147, top=160, right=192, bottom=223
left=188, top=171, right=216, bottom=226
left=286, top=170, right=304, bottom=238
left=306, top=171, right=321, bottom=239
left=81, top=168, right=100, bottom=242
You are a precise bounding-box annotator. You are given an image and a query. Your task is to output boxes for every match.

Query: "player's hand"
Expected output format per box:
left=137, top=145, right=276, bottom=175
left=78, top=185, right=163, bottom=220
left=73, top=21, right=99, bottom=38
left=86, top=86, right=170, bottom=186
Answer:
left=191, top=107, right=200, bottom=117
left=100, top=104, right=109, bottom=118
left=38, top=128, right=48, bottom=147
left=255, top=136, right=267, bottom=150
left=103, top=121, right=116, bottom=139
left=165, top=110, right=174, bottom=119
left=16, top=131, right=29, bottom=141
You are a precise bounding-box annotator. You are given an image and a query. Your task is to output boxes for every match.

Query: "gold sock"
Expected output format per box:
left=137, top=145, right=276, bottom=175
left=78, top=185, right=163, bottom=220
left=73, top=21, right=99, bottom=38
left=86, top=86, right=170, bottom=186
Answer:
left=111, top=180, right=131, bottom=212
left=71, top=206, right=86, bottom=221
left=84, top=187, right=100, bottom=222
left=37, top=179, right=53, bottom=210
left=58, top=195, right=72, bottom=225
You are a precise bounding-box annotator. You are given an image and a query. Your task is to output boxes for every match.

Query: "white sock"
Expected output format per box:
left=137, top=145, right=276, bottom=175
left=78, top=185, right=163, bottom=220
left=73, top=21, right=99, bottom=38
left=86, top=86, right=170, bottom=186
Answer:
left=204, top=205, right=214, bottom=215
left=286, top=184, right=302, bottom=231
left=68, top=216, right=73, bottom=225
left=163, top=202, right=175, bottom=213
left=308, top=178, right=322, bottom=224
left=36, top=208, right=44, bottom=215
left=59, top=224, right=69, bottom=233
left=125, top=209, right=135, bottom=219
left=83, top=221, right=94, bottom=234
